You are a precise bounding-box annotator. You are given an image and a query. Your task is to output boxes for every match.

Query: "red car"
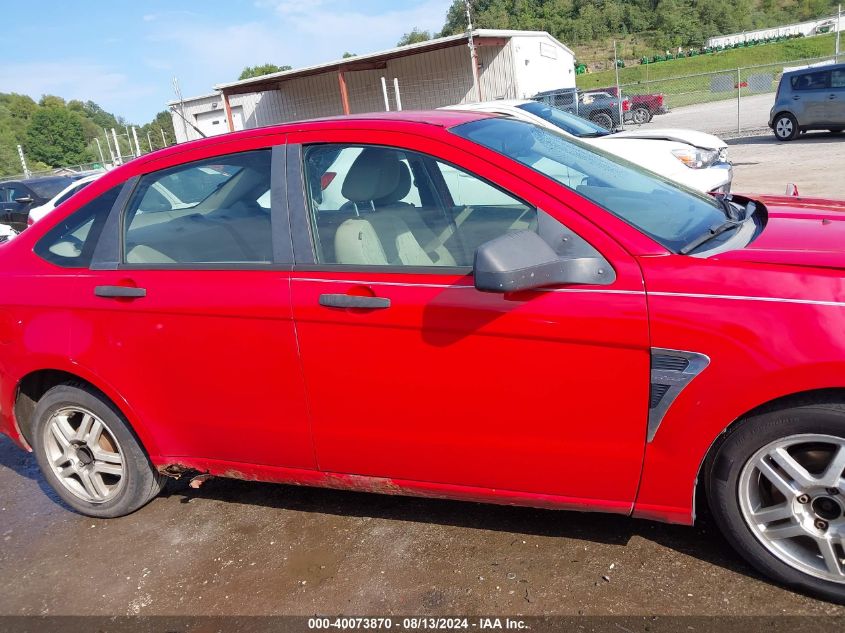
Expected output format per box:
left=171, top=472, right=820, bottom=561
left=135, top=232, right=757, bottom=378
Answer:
left=2, top=111, right=845, bottom=602
left=584, top=86, right=669, bottom=124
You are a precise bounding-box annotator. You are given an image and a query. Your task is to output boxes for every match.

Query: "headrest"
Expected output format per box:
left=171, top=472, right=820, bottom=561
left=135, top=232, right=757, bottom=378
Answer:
left=374, top=162, right=412, bottom=206
left=341, top=148, right=402, bottom=203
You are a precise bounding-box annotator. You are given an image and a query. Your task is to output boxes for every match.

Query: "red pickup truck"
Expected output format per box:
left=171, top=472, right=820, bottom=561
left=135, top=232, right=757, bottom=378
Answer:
left=584, top=86, right=668, bottom=124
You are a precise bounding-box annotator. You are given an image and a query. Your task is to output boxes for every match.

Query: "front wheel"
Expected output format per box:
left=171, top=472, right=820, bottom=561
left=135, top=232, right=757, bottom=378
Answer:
left=773, top=113, right=799, bottom=141
left=31, top=384, right=166, bottom=518
left=706, top=401, right=845, bottom=603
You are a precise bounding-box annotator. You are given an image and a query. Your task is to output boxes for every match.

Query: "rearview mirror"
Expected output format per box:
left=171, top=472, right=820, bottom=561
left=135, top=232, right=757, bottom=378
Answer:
left=14, top=196, right=33, bottom=204
left=473, top=230, right=614, bottom=293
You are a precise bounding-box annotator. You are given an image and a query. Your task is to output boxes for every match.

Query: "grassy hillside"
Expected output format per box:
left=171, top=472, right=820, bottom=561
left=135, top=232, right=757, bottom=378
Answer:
left=576, top=33, right=839, bottom=94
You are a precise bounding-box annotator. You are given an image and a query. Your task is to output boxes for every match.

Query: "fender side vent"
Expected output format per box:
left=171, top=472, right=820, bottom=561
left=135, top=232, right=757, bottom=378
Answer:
left=647, top=348, right=711, bottom=443
left=650, top=383, right=671, bottom=408
left=652, top=355, right=690, bottom=372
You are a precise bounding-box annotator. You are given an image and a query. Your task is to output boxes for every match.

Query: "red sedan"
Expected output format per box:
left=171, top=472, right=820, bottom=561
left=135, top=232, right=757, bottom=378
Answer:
left=1, top=110, right=845, bottom=602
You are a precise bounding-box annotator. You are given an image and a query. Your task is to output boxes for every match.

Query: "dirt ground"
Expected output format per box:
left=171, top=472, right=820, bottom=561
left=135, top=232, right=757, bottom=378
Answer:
left=727, top=132, right=845, bottom=199
left=1, top=433, right=844, bottom=617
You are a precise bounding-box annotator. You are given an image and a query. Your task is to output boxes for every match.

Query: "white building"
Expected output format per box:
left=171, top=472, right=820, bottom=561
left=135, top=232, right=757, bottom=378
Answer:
left=169, top=30, right=576, bottom=143
left=706, top=12, right=844, bottom=48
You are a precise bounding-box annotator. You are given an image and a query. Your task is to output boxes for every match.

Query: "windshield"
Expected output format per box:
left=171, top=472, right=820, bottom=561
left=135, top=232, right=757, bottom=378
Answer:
left=29, top=178, right=73, bottom=199
left=517, top=102, right=609, bottom=138
left=450, top=117, right=726, bottom=252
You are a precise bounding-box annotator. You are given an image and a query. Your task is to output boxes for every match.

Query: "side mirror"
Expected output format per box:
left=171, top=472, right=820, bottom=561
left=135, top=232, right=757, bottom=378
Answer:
left=14, top=196, right=33, bottom=204
left=473, top=230, right=615, bottom=293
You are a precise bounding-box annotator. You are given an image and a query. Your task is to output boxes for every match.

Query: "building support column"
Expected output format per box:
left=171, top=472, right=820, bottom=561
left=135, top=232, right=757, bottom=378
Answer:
left=337, top=71, right=351, bottom=115
left=221, top=91, right=235, bottom=133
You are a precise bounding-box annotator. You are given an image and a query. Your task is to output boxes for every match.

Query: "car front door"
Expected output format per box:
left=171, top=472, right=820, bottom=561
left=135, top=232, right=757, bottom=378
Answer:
left=287, top=130, right=650, bottom=510
left=59, top=141, right=315, bottom=469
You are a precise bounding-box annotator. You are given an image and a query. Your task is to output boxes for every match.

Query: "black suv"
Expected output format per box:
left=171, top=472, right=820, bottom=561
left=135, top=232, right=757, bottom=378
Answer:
left=531, top=88, right=632, bottom=130
left=0, top=176, right=78, bottom=231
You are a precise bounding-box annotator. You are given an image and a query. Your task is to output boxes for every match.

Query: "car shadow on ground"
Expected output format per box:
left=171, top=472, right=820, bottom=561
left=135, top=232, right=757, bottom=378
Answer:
left=164, top=470, right=758, bottom=582
left=727, top=131, right=845, bottom=146
left=0, top=434, right=759, bottom=585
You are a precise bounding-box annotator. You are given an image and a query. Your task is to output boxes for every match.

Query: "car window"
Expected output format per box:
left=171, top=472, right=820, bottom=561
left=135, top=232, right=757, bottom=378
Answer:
left=832, top=70, right=845, bottom=89
left=34, top=186, right=121, bottom=268
left=517, top=102, right=609, bottom=137
left=7, top=186, right=28, bottom=201
left=791, top=71, right=830, bottom=90
left=303, top=144, right=549, bottom=267
left=123, top=150, right=273, bottom=265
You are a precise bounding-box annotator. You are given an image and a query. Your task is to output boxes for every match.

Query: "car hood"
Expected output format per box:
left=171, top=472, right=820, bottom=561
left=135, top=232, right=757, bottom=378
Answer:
left=713, top=195, right=845, bottom=269
left=610, top=128, right=725, bottom=150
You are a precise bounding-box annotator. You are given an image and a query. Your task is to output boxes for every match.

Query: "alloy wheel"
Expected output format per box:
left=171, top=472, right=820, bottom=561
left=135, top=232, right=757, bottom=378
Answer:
left=738, top=434, right=845, bottom=583
left=43, top=407, right=126, bottom=503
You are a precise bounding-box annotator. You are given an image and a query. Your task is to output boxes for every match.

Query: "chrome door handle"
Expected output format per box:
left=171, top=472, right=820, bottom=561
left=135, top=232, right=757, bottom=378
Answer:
left=95, top=285, right=147, bottom=298
left=319, top=294, right=390, bottom=309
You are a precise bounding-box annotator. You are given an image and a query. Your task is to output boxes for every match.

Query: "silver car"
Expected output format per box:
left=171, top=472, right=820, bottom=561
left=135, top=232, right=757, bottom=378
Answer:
left=770, top=63, right=845, bottom=141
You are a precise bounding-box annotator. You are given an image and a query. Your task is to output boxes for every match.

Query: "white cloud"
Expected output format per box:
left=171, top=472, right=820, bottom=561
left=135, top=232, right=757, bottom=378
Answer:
left=145, top=0, right=452, bottom=98
left=0, top=61, right=157, bottom=120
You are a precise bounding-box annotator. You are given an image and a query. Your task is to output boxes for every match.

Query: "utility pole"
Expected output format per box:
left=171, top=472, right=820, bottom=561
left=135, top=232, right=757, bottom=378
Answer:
left=93, top=138, right=106, bottom=166
left=613, top=40, right=622, bottom=128
left=147, top=130, right=154, bottom=152
left=131, top=127, right=142, bottom=156
left=160, top=128, right=167, bottom=147
left=837, top=4, right=841, bottom=58
left=465, top=0, right=482, bottom=102
left=111, top=128, right=122, bottom=165
left=173, top=76, right=188, bottom=141
left=16, top=145, right=30, bottom=179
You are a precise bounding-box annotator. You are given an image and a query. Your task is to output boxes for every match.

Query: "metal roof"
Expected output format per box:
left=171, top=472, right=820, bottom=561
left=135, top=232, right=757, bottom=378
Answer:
left=213, top=29, right=574, bottom=95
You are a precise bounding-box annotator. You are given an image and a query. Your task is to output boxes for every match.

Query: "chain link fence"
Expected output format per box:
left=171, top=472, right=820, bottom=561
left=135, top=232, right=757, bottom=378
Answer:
left=617, top=53, right=845, bottom=137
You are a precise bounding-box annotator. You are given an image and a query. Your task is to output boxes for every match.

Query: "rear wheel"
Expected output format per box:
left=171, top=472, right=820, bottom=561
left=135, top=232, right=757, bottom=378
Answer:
left=773, top=113, right=799, bottom=141
left=31, top=384, right=165, bottom=518
left=590, top=112, right=614, bottom=130
left=631, top=106, right=652, bottom=125
left=707, top=401, right=845, bottom=603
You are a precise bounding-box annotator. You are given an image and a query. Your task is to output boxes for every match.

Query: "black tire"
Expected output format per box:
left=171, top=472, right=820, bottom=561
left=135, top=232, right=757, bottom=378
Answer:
left=829, top=129, right=844, bottom=134
left=30, top=383, right=165, bottom=518
left=706, top=400, right=845, bottom=603
left=631, top=106, right=652, bottom=125
left=773, top=113, right=799, bottom=141
left=590, top=112, right=614, bottom=130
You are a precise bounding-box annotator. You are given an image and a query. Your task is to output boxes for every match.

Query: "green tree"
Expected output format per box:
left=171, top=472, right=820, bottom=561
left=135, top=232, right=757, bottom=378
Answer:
left=25, top=107, right=89, bottom=167
left=342, top=51, right=357, bottom=58
left=238, top=63, right=292, bottom=80
left=397, top=27, right=433, bottom=46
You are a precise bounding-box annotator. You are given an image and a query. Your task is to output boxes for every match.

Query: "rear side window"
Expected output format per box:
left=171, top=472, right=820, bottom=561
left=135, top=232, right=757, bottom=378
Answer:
left=34, top=186, right=121, bottom=268
left=791, top=71, right=830, bottom=90
left=123, top=150, right=272, bottom=265
left=832, top=70, right=845, bottom=89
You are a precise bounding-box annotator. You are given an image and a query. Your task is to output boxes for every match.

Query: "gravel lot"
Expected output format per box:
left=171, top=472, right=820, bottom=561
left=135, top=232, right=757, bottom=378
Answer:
left=1, top=122, right=844, bottom=620
left=1, top=432, right=845, bottom=618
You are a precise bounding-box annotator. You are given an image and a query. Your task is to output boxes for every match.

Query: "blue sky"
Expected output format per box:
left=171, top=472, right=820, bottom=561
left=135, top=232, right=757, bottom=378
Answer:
left=0, top=0, right=453, bottom=123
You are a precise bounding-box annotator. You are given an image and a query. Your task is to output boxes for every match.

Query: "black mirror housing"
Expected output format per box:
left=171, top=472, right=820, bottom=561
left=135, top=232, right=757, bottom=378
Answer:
left=473, top=230, right=615, bottom=293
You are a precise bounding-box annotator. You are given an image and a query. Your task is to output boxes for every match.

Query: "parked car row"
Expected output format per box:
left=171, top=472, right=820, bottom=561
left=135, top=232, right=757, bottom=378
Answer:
left=446, top=100, right=732, bottom=193
left=531, top=86, right=670, bottom=129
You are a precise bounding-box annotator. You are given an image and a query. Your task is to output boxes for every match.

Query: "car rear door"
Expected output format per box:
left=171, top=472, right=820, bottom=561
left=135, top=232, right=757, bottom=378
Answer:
left=792, top=70, right=831, bottom=126
left=286, top=128, right=650, bottom=511
left=829, top=68, right=845, bottom=125
left=59, top=140, right=315, bottom=469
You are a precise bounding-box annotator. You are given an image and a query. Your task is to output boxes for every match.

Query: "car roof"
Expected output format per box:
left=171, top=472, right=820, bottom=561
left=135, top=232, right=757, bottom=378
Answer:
left=122, top=110, right=496, bottom=170
left=2, top=175, right=75, bottom=187
left=784, top=62, right=845, bottom=77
